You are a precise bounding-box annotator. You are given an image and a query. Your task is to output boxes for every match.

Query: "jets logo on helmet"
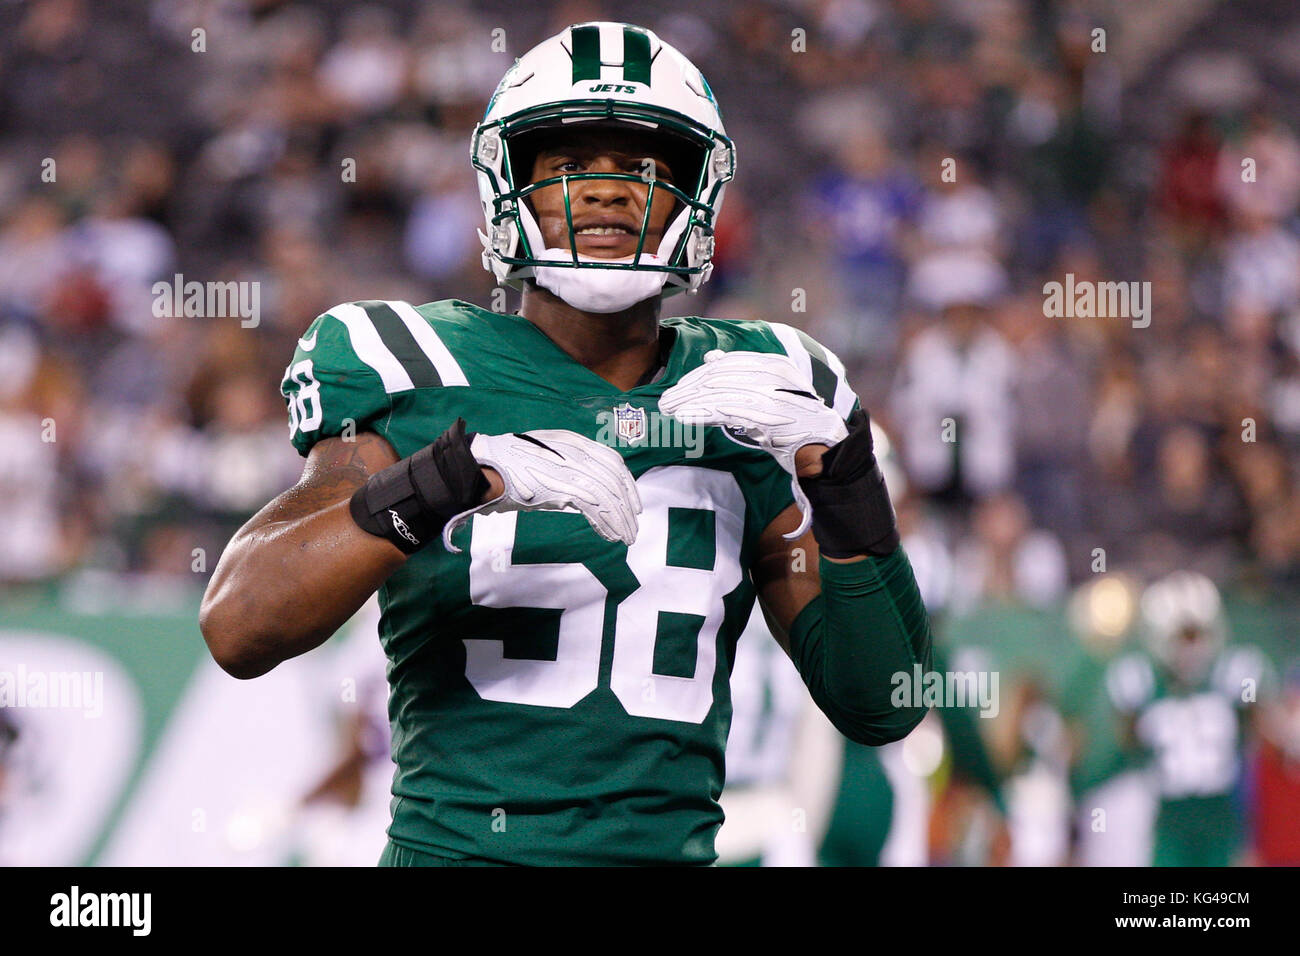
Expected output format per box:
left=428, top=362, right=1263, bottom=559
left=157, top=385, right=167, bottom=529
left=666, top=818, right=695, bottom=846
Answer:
left=471, top=22, right=736, bottom=313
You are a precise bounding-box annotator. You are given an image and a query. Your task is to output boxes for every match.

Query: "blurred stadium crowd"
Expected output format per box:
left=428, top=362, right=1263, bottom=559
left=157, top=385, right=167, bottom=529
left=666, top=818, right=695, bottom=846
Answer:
left=1, top=0, right=1299, bottom=865
left=2, top=0, right=1299, bottom=596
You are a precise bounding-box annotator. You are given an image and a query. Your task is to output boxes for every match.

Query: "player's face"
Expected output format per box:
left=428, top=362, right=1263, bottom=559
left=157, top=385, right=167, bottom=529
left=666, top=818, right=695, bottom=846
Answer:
left=527, top=128, right=678, bottom=258
left=1169, top=625, right=1216, bottom=683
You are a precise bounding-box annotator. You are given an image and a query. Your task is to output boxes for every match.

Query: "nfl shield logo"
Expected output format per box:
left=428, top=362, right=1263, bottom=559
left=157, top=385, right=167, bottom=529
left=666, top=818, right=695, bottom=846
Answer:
left=614, top=402, right=646, bottom=444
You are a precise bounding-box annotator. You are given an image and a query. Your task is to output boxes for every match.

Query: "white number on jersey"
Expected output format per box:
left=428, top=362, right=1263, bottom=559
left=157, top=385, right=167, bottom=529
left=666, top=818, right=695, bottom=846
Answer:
left=1136, top=693, right=1238, bottom=798
left=285, top=360, right=323, bottom=437
left=466, top=466, right=745, bottom=724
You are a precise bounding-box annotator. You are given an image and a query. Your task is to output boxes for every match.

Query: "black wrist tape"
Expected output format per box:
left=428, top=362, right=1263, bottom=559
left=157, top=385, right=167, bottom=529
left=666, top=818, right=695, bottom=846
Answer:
left=799, top=408, right=900, bottom=558
left=348, top=417, right=488, bottom=554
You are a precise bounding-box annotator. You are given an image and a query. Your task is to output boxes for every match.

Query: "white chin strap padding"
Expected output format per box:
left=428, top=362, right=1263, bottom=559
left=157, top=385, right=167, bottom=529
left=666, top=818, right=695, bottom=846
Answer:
left=531, top=251, right=671, bottom=313
left=518, top=186, right=692, bottom=313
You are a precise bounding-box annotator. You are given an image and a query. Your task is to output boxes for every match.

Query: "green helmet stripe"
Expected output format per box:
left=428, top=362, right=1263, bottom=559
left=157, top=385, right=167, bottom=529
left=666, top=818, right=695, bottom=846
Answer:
left=355, top=301, right=442, bottom=388
left=572, top=25, right=653, bottom=85
left=622, top=26, right=652, bottom=84
left=570, top=25, right=601, bottom=83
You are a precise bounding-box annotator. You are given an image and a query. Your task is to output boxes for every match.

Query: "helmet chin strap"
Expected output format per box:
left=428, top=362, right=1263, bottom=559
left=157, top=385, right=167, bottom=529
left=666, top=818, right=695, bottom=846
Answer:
left=517, top=187, right=692, bottom=313
left=531, top=248, right=671, bottom=313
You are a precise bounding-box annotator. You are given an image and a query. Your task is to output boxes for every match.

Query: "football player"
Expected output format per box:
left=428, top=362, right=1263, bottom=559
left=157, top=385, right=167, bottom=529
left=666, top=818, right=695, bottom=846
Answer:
left=200, top=21, right=932, bottom=866
left=1060, top=574, right=1157, bottom=867
left=1103, top=571, right=1271, bottom=866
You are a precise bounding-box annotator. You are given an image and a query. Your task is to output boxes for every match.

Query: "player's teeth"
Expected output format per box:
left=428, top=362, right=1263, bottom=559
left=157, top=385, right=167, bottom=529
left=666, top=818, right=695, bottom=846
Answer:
left=577, top=227, right=628, bottom=235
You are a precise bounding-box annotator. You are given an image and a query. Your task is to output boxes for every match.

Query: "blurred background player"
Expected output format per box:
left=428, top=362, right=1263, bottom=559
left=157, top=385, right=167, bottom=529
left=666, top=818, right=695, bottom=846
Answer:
left=719, top=427, right=1009, bottom=867
left=288, top=597, right=394, bottom=868
left=1059, top=574, right=1158, bottom=867
left=715, top=605, right=840, bottom=867
left=1103, top=571, right=1271, bottom=866
left=718, top=608, right=1009, bottom=867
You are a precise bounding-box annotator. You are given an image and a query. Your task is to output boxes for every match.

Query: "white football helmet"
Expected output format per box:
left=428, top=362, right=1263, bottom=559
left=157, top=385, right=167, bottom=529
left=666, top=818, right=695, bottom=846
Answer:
left=1140, top=570, right=1227, bottom=683
left=470, top=22, right=735, bottom=312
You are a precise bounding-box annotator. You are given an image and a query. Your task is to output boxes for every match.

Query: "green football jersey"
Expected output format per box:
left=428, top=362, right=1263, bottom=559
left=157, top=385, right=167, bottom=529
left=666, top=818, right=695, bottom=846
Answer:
left=1105, top=645, right=1272, bottom=866
left=279, top=298, right=858, bottom=865
left=1105, top=646, right=1269, bottom=800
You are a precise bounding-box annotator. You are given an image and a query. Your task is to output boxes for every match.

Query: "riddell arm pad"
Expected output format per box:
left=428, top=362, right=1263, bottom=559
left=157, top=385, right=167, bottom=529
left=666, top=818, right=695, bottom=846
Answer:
left=348, top=418, right=488, bottom=555
left=798, top=408, right=900, bottom=558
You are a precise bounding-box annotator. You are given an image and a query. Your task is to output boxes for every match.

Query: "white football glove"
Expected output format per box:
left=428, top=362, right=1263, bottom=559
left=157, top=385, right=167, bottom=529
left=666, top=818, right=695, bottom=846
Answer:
left=440, top=429, right=641, bottom=553
left=659, top=349, right=848, bottom=539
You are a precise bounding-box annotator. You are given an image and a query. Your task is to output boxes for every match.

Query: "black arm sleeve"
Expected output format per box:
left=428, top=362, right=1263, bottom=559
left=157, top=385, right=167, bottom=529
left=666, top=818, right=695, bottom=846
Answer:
left=785, top=546, right=934, bottom=746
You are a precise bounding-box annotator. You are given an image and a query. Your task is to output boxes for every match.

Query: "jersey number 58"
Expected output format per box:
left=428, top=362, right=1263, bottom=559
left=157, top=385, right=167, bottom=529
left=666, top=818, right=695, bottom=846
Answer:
left=465, top=466, right=745, bottom=724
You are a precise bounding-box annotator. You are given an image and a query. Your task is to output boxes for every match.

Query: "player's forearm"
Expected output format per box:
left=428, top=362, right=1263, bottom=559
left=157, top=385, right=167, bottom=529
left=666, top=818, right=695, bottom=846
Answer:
left=787, top=546, right=933, bottom=745
left=200, top=496, right=406, bottom=678
left=201, top=424, right=506, bottom=678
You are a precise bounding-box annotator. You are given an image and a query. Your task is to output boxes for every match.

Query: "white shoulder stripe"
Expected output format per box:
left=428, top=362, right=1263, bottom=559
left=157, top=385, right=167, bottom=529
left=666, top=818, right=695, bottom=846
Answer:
left=767, top=321, right=858, bottom=417
left=386, top=300, right=469, bottom=387
left=767, top=321, right=814, bottom=387
left=820, top=345, right=858, bottom=418
left=330, top=302, right=414, bottom=393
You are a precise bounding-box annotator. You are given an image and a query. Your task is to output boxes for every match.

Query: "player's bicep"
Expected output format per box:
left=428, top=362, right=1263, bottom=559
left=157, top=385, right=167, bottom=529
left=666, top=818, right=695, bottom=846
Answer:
left=752, top=502, right=822, bottom=658
left=300, top=431, right=399, bottom=491
left=256, top=432, right=400, bottom=527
